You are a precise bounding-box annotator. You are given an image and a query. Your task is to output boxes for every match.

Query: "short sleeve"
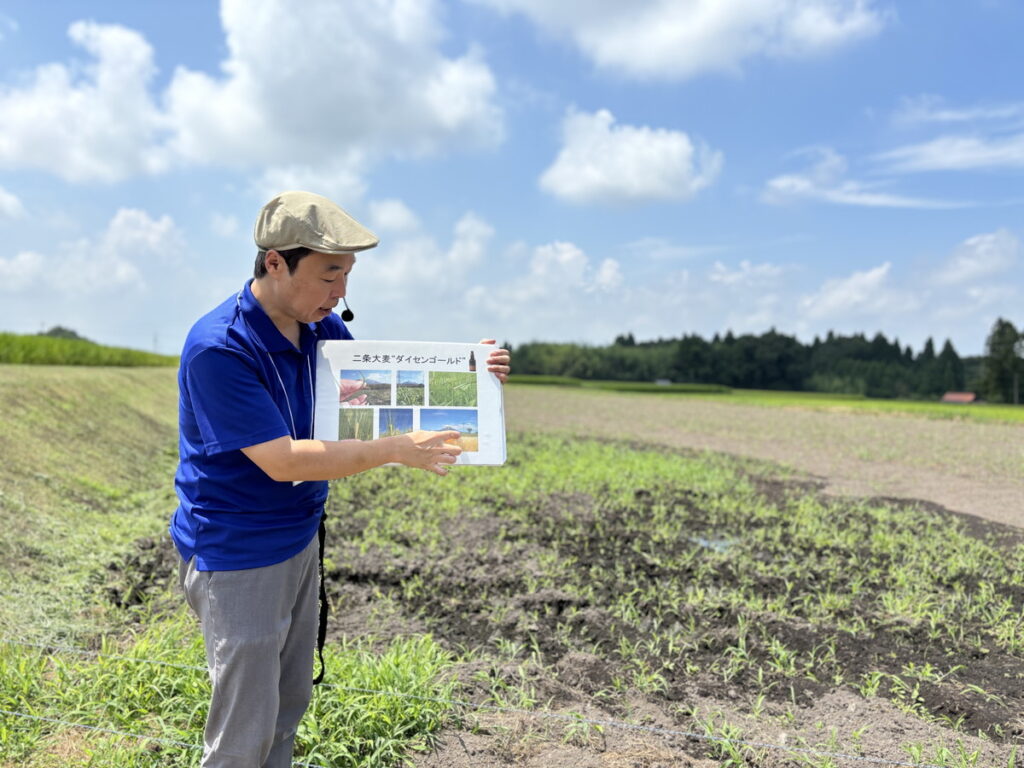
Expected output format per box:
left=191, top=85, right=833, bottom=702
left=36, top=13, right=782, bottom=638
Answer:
left=185, top=347, right=290, bottom=454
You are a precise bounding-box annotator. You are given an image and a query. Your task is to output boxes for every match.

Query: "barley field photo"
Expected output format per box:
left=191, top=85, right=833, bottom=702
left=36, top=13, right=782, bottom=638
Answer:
left=428, top=371, right=477, bottom=407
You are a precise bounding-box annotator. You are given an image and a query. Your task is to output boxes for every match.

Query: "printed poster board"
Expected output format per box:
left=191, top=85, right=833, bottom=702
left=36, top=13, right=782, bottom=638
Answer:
left=314, top=340, right=506, bottom=465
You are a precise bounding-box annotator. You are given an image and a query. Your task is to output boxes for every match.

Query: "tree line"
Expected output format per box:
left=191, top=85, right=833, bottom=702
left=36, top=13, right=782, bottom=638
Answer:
left=509, top=317, right=1023, bottom=402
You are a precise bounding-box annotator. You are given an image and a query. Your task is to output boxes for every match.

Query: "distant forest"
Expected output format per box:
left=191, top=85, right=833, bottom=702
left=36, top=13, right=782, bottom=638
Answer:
left=510, top=317, right=1023, bottom=402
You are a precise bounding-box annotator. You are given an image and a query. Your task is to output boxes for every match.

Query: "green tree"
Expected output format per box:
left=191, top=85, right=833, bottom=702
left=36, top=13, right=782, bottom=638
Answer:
left=935, top=339, right=966, bottom=394
left=980, top=318, right=1022, bottom=403
left=39, top=325, right=89, bottom=341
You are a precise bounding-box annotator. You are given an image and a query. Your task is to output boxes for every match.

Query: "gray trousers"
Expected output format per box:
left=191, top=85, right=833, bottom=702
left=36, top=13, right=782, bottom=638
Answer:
left=179, top=534, right=320, bottom=768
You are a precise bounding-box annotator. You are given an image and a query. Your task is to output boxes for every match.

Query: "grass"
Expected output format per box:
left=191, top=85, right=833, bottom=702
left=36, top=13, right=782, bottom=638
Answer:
left=428, top=372, right=477, bottom=407
left=396, top=387, right=424, bottom=406
left=339, top=408, right=373, bottom=440
left=0, top=332, right=177, bottom=367
left=0, top=612, right=456, bottom=767
left=324, top=432, right=1024, bottom=763
left=396, top=381, right=424, bottom=406
left=0, top=365, right=455, bottom=766
left=2, top=365, right=1021, bottom=766
left=0, top=365, right=180, bottom=641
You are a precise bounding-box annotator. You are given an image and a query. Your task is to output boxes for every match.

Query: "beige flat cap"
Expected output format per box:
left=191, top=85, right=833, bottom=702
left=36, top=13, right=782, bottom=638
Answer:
left=254, top=191, right=379, bottom=254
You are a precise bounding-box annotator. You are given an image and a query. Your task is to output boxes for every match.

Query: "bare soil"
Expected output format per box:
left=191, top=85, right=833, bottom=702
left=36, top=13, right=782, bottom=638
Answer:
left=505, top=387, right=1024, bottom=529
left=319, top=481, right=1022, bottom=767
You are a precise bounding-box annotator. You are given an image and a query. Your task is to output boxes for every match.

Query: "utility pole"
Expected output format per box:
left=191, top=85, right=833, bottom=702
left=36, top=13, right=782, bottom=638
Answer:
left=1014, top=337, right=1024, bottom=406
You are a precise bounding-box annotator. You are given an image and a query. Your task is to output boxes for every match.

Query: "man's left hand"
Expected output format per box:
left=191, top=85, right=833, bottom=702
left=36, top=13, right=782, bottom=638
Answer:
left=478, top=338, right=511, bottom=383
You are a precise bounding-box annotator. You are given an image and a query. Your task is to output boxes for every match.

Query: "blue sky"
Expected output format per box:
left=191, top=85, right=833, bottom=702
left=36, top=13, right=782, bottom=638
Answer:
left=0, top=0, right=1020, bottom=356
left=420, top=408, right=478, bottom=434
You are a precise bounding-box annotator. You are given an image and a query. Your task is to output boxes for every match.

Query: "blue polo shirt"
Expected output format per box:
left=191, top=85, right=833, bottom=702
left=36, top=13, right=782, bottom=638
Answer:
left=171, top=280, right=353, bottom=570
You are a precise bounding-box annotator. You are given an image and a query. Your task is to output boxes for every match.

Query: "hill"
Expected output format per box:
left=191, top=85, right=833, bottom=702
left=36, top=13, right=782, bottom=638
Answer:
left=0, top=364, right=179, bottom=638
left=0, top=331, right=178, bottom=366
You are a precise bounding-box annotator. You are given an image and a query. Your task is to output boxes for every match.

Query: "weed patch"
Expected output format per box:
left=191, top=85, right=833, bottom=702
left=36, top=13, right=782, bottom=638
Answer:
left=313, top=433, right=1024, bottom=763
left=0, top=612, right=455, bottom=767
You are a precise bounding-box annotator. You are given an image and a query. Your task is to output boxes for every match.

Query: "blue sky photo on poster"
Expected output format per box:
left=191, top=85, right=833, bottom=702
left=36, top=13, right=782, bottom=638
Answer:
left=0, top=1, right=1021, bottom=355
left=421, top=409, right=479, bottom=435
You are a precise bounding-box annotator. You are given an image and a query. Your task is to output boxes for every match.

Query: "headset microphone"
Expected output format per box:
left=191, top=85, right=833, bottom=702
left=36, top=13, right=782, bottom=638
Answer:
left=340, top=298, right=354, bottom=322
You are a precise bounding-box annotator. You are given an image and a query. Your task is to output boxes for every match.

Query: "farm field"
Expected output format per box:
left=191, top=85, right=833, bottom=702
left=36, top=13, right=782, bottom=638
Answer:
left=504, top=385, right=1024, bottom=531
left=1, top=366, right=1022, bottom=767
left=509, top=375, right=1024, bottom=425
left=690, top=388, right=1024, bottom=425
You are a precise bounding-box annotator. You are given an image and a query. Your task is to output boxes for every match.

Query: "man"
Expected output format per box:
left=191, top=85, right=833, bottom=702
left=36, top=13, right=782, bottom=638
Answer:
left=171, top=191, right=510, bottom=768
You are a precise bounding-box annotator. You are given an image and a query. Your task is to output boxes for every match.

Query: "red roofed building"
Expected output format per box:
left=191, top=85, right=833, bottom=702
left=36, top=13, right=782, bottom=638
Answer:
left=941, top=392, right=979, bottom=404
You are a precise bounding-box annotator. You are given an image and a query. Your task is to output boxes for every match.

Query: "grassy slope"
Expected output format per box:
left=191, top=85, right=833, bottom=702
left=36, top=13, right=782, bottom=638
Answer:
left=0, top=365, right=180, bottom=641
left=0, top=366, right=454, bottom=768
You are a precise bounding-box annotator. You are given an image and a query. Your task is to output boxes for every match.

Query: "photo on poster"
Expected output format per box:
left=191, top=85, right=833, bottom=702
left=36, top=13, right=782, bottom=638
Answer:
left=396, top=370, right=425, bottom=406
left=420, top=408, right=479, bottom=453
left=428, top=371, right=477, bottom=407
left=338, top=408, right=373, bottom=441
left=339, top=369, right=392, bottom=406
left=379, top=408, right=415, bottom=437
left=316, top=341, right=505, bottom=465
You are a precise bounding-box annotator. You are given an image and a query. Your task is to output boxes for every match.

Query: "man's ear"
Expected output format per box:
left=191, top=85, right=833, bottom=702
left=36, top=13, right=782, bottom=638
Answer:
left=264, top=249, right=284, bottom=277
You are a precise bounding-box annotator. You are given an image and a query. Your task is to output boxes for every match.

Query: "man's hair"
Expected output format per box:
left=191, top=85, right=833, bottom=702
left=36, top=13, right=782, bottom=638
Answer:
left=253, top=247, right=312, bottom=279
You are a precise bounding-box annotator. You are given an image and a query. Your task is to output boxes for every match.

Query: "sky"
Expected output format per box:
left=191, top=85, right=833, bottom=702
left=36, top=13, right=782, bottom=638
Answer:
left=0, top=0, right=1021, bottom=357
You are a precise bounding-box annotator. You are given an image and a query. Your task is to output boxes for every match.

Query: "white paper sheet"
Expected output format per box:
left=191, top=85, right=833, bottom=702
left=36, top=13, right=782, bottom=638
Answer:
left=314, top=340, right=506, bottom=465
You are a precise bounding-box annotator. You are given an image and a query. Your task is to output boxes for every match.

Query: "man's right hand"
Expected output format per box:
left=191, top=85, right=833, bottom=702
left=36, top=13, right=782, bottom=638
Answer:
left=389, top=430, right=462, bottom=475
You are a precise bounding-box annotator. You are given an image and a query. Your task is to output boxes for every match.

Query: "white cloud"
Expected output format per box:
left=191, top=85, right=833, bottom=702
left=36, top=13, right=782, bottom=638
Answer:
left=785, top=231, right=1022, bottom=353
left=466, top=0, right=887, bottom=80
left=881, top=97, right=1024, bottom=174
left=893, top=95, right=1024, bottom=126
left=369, top=199, right=421, bottom=234
left=874, top=133, right=1024, bottom=173
left=254, top=156, right=369, bottom=209
left=461, top=239, right=626, bottom=340
left=357, top=211, right=495, bottom=299
left=448, top=213, right=494, bottom=269
left=625, top=237, right=728, bottom=261
left=525, top=241, right=589, bottom=289
left=0, top=208, right=209, bottom=351
left=0, top=14, right=17, bottom=41
left=540, top=109, right=722, bottom=204
left=0, top=3, right=503, bottom=190
left=0, top=21, right=168, bottom=182
left=593, top=258, right=623, bottom=291
left=166, top=0, right=502, bottom=179
left=0, top=251, right=46, bottom=292
left=62, top=208, right=183, bottom=293
left=0, top=185, right=25, bottom=218
left=211, top=213, right=240, bottom=238
left=351, top=203, right=628, bottom=342
left=933, top=229, right=1020, bottom=285
left=708, top=259, right=785, bottom=286
left=763, top=147, right=968, bottom=208
left=800, top=262, right=920, bottom=320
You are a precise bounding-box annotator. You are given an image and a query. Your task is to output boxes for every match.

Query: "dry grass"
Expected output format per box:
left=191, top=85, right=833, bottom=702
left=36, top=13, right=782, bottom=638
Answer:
left=446, top=434, right=479, bottom=453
